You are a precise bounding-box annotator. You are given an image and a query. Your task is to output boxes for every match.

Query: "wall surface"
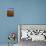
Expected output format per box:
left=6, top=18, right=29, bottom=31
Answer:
left=0, top=0, right=18, bottom=44
left=0, top=0, right=46, bottom=44
left=16, top=0, right=46, bottom=24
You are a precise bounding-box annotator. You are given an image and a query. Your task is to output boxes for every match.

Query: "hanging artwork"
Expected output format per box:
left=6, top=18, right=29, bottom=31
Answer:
left=8, top=32, right=16, bottom=41
left=18, top=24, right=46, bottom=41
left=7, top=8, right=14, bottom=17
left=8, top=32, right=16, bottom=46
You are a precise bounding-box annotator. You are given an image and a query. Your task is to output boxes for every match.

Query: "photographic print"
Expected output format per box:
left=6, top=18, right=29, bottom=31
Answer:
left=18, top=24, right=46, bottom=46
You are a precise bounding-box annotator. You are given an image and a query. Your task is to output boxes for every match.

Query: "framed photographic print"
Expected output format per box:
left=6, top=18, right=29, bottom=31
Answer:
left=7, top=8, right=14, bottom=17
left=18, top=24, right=46, bottom=41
